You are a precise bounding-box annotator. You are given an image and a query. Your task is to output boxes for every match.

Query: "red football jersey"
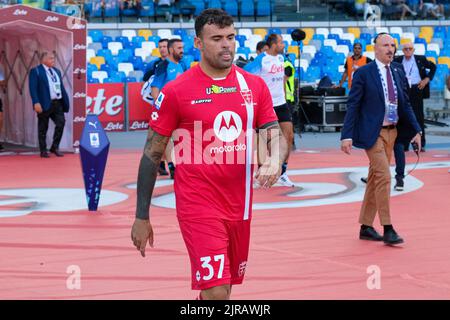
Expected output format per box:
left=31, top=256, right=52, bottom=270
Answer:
left=149, top=64, right=277, bottom=221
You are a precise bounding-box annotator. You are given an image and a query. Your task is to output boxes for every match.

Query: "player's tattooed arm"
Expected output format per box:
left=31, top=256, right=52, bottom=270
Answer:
left=256, top=121, right=288, bottom=188
left=135, top=127, right=170, bottom=220
left=258, top=121, right=288, bottom=164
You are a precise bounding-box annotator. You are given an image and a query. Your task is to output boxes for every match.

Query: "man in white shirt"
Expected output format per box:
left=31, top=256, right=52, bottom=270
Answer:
left=29, top=51, right=70, bottom=158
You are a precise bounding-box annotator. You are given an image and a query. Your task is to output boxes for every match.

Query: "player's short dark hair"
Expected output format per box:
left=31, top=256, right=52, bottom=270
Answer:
left=168, top=38, right=183, bottom=49
left=373, top=32, right=390, bottom=44
left=266, top=34, right=280, bottom=48
left=159, top=38, right=169, bottom=44
left=194, top=8, right=234, bottom=38
left=353, top=42, right=362, bottom=49
left=256, top=41, right=268, bottom=52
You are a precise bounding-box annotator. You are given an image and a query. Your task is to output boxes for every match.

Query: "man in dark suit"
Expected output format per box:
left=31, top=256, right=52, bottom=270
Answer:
left=394, top=42, right=436, bottom=150
left=29, top=51, right=70, bottom=158
left=392, top=42, right=436, bottom=190
left=0, top=65, right=5, bottom=151
left=341, top=33, right=422, bottom=245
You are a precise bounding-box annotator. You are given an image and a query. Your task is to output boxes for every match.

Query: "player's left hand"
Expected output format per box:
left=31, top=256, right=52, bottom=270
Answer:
left=411, top=133, right=422, bottom=152
left=255, top=158, right=282, bottom=188
left=131, top=218, right=154, bottom=257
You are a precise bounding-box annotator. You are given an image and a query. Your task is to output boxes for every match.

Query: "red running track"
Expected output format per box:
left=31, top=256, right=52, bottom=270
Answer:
left=0, top=149, right=449, bottom=299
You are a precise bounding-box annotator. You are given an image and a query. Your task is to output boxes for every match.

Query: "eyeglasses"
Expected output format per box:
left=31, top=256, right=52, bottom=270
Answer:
left=403, top=48, right=414, bottom=51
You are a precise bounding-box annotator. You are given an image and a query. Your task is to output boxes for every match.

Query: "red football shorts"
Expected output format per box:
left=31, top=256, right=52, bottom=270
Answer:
left=178, top=218, right=251, bottom=290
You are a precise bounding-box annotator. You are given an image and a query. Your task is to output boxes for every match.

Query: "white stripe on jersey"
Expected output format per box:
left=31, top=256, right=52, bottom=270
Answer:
left=236, top=70, right=253, bottom=221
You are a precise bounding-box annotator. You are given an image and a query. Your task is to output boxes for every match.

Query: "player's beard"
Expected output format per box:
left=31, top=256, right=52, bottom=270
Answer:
left=204, top=50, right=234, bottom=70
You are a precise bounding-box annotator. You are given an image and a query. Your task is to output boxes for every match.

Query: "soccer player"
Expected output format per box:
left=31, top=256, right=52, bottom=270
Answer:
left=131, top=8, right=288, bottom=300
left=150, top=38, right=185, bottom=179
left=245, top=33, right=295, bottom=187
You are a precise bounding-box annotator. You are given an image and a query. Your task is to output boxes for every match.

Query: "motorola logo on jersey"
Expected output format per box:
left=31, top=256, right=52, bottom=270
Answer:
left=213, top=111, right=243, bottom=142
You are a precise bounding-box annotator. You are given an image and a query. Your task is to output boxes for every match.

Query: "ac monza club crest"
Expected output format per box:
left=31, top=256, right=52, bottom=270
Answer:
left=240, top=89, right=253, bottom=106
left=213, top=111, right=243, bottom=142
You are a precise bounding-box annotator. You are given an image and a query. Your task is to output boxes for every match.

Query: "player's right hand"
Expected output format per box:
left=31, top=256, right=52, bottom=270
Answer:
left=34, top=103, right=43, bottom=114
left=255, top=158, right=282, bottom=188
left=131, top=218, right=154, bottom=257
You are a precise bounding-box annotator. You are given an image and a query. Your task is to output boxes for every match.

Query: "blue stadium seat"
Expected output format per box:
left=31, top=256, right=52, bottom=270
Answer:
left=359, top=33, right=372, bottom=44
left=111, top=71, right=127, bottom=82
left=268, top=28, right=282, bottom=35
left=223, top=0, right=238, bottom=16
left=257, top=0, right=271, bottom=17
left=235, top=35, right=247, bottom=47
left=105, top=0, right=119, bottom=17
left=206, top=0, right=222, bottom=9
left=101, top=36, right=113, bottom=49
left=132, top=36, right=145, bottom=46
left=148, top=35, right=161, bottom=44
left=87, top=64, right=98, bottom=75
left=426, top=50, right=438, bottom=60
left=328, top=34, right=340, bottom=41
left=116, top=36, right=130, bottom=47
left=89, top=30, right=103, bottom=43
left=241, top=0, right=255, bottom=17
left=174, top=28, right=188, bottom=37
left=125, top=77, right=137, bottom=83
left=88, top=78, right=100, bottom=84
left=100, top=64, right=114, bottom=74
left=97, top=49, right=113, bottom=61
left=130, top=56, right=144, bottom=70
left=237, top=46, right=250, bottom=58
left=321, top=46, right=335, bottom=58
left=118, top=49, right=133, bottom=62
left=287, top=53, right=296, bottom=64
left=103, top=78, right=114, bottom=83
left=312, top=34, right=325, bottom=42
left=190, top=0, right=206, bottom=16
left=182, top=55, right=195, bottom=69
left=140, top=0, right=156, bottom=17
left=334, top=53, right=346, bottom=64
left=415, top=38, right=427, bottom=46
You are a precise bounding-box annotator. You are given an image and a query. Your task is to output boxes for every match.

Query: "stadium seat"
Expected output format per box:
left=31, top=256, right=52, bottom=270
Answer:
left=138, top=29, right=153, bottom=40
left=122, top=30, right=137, bottom=41
left=363, top=51, right=375, bottom=60
left=129, top=71, right=144, bottom=82
left=414, top=43, right=426, bottom=55
left=90, top=56, right=105, bottom=69
left=365, top=44, right=374, bottom=52
left=118, top=63, right=134, bottom=77
left=402, top=32, right=415, bottom=43
left=235, top=35, right=247, bottom=48
left=100, top=64, right=114, bottom=74
left=335, top=45, right=349, bottom=57
left=309, top=39, right=322, bottom=51
left=89, top=30, right=103, bottom=43
left=428, top=43, right=440, bottom=56
left=141, top=41, right=157, bottom=53
left=253, top=28, right=267, bottom=39
left=312, top=34, right=325, bottom=42
left=316, top=28, right=329, bottom=39
left=347, top=27, right=360, bottom=39
left=341, top=33, right=355, bottom=45
left=239, top=28, right=253, bottom=39
left=88, top=78, right=100, bottom=84
left=87, top=64, right=98, bottom=76
left=282, top=34, right=293, bottom=43
left=223, top=0, right=238, bottom=16
left=328, top=34, right=340, bottom=41
left=87, top=36, right=93, bottom=45
left=256, top=0, right=271, bottom=17
left=438, top=57, right=450, bottom=68
left=237, top=47, right=250, bottom=58
left=287, top=46, right=299, bottom=57
left=152, top=48, right=161, bottom=57
left=390, top=27, right=403, bottom=37
left=330, top=28, right=344, bottom=39
left=107, top=42, right=123, bottom=56
left=92, top=71, right=108, bottom=84
left=302, top=45, right=317, bottom=57
left=87, top=49, right=96, bottom=62
left=324, top=39, right=337, bottom=51
left=118, top=49, right=133, bottom=62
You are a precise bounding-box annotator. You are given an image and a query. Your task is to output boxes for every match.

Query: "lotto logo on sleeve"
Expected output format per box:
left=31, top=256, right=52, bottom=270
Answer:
left=154, top=92, right=165, bottom=110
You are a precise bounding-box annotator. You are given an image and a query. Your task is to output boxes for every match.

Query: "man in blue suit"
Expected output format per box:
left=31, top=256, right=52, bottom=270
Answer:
left=340, top=33, right=422, bottom=245
left=29, top=51, right=70, bottom=158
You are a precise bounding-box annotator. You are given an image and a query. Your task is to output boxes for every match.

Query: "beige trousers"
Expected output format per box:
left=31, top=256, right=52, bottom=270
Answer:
left=359, top=128, right=397, bottom=226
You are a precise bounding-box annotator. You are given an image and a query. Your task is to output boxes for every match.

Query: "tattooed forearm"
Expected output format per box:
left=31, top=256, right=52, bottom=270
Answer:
left=258, top=121, right=288, bottom=165
left=135, top=128, right=170, bottom=220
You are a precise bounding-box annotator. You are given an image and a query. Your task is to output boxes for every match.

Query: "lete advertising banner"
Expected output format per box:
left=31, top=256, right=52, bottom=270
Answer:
left=127, top=82, right=152, bottom=131
left=87, top=83, right=125, bottom=132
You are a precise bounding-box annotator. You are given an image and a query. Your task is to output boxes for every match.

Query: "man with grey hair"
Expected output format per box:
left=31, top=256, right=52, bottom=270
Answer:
left=29, top=51, right=70, bottom=158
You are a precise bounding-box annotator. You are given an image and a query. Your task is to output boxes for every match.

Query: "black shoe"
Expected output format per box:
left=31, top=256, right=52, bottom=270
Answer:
left=158, top=167, right=169, bottom=176
left=383, top=228, right=404, bottom=245
left=361, top=177, right=368, bottom=184
left=359, top=226, right=383, bottom=241
left=394, top=177, right=404, bottom=191
left=50, top=148, right=64, bottom=157
left=0, top=144, right=4, bottom=151
left=169, top=166, right=175, bottom=180
left=40, top=151, right=50, bottom=158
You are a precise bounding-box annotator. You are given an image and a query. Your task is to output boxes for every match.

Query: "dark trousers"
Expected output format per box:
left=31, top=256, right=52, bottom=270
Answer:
left=409, top=84, right=425, bottom=147
left=38, top=100, right=65, bottom=152
left=394, top=140, right=406, bottom=179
